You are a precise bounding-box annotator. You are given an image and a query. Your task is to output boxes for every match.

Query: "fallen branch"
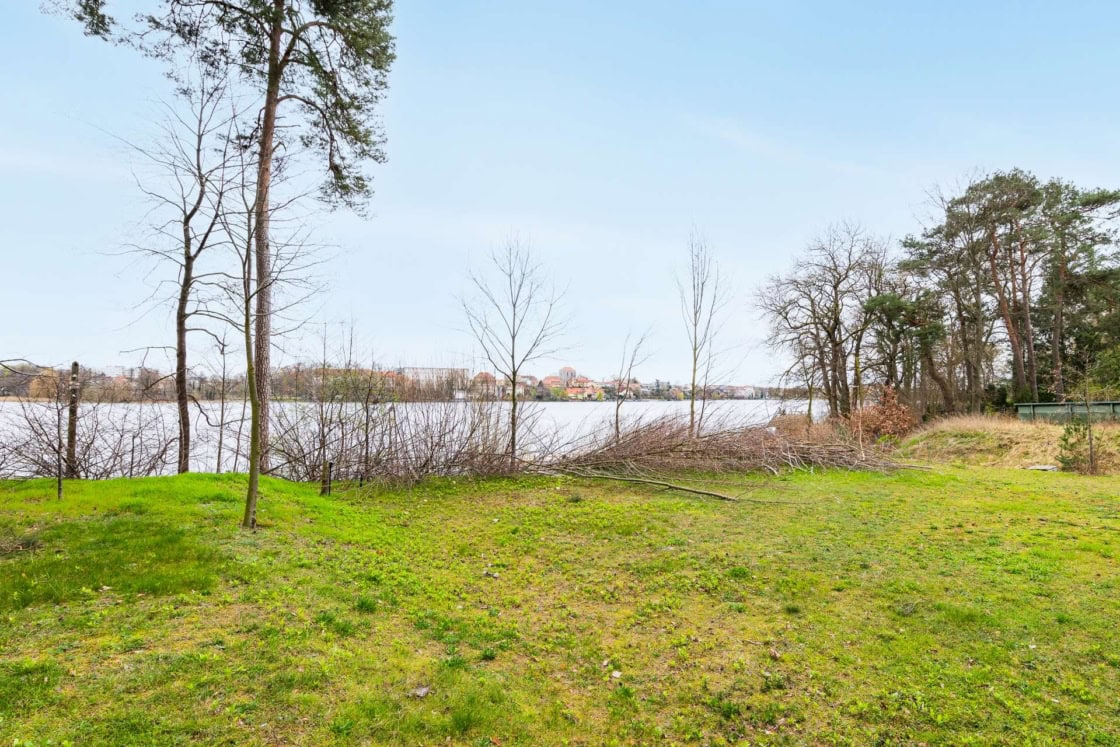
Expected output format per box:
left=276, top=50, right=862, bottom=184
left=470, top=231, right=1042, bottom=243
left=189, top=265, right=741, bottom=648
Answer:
left=556, top=467, right=740, bottom=501
left=554, top=466, right=818, bottom=505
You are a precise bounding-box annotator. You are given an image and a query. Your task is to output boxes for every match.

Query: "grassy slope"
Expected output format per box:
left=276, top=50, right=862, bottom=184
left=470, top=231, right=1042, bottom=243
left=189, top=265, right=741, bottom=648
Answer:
left=902, top=415, right=1120, bottom=471
left=1, top=469, right=1119, bottom=746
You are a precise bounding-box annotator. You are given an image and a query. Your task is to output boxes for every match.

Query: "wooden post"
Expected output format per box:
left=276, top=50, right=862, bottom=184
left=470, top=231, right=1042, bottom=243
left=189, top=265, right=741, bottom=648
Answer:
left=65, top=361, right=79, bottom=479
left=320, top=460, right=333, bottom=496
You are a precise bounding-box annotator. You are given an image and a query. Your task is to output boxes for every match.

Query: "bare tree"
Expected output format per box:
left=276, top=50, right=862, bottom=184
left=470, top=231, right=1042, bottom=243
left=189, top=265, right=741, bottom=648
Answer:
left=125, top=72, right=239, bottom=474
left=759, top=224, right=886, bottom=419
left=679, top=232, right=726, bottom=437
left=613, top=329, right=650, bottom=440
left=463, top=241, right=565, bottom=468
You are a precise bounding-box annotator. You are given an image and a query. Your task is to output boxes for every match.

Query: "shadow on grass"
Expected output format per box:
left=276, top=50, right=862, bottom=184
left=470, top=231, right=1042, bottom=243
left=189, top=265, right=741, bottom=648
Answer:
left=0, top=516, right=228, bottom=611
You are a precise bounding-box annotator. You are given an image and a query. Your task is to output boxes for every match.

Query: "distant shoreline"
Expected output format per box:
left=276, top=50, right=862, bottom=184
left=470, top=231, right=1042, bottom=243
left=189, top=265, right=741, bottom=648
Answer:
left=0, top=396, right=782, bottom=405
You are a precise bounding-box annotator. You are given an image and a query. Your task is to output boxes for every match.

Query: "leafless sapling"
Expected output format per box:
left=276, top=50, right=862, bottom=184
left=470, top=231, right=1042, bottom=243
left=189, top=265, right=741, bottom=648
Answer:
left=463, top=241, right=565, bottom=469
left=678, top=232, right=727, bottom=437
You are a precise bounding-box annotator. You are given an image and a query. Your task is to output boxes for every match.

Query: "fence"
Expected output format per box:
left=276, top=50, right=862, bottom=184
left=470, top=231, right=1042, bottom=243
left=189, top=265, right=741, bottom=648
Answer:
left=1015, top=401, right=1120, bottom=423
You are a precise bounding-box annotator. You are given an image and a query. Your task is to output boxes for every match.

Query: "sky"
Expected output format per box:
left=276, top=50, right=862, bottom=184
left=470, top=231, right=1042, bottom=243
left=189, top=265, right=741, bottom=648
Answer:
left=4, top=1, right=1120, bottom=385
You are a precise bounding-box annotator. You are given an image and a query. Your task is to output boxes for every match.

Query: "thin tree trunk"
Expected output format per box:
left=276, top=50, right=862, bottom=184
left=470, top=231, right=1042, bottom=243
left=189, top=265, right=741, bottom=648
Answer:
left=1085, top=375, right=1096, bottom=475
left=987, top=228, right=1027, bottom=394
left=509, top=376, right=518, bottom=469
left=253, top=2, right=284, bottom=475
left=1018, top=231, right=1039, bottom=401
left=242, top=294, right=261, bottom=529
left=805, top=380, right=814, bottom=437
left=175, top=256, right=192, bottom=473
left=362, top=371, right=374, bottom=486
left=56, top=391, right=64, bottom=500
left=834, top=341, right=850, bottom=417
left=971, top=283, right=986, bottom=411
left=852, top=343, right=863, bottom=410
left=215, top=348, right=227, bottom=474
left=1052, top=251, right=1067, bottom=400
left=614, top=396, right=622, bottom=441
left=65, top=361, right=79, bottom=479
left=689, top=348, right=698, bottom=437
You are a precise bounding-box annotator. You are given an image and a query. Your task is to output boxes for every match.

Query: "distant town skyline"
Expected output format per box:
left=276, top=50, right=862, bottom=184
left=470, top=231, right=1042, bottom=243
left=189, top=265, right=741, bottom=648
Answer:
left=0, top=360, right=766, bottom=404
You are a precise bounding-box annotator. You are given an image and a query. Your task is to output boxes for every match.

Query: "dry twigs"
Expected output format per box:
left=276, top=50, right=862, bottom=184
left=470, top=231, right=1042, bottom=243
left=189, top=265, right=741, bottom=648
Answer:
left=544, top=415, right=903, bottom=501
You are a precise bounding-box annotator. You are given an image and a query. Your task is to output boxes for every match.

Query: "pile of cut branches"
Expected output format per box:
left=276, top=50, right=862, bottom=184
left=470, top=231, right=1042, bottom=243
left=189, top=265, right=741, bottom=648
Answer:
left=545, top=416, right=901, bottom=500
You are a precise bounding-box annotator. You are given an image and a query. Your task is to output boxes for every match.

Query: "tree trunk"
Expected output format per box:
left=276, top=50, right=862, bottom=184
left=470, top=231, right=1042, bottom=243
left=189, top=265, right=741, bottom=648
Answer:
left=242, top=294, right=261, bottom=529
left=253, top=2, right=284, bottom=475
left=1085, top=376, right=1096, bottom=475
left=1023, top=307, right=1039, bottom=401
left=987, top=228, right=1027, bottom=394
left=175, top=255, right=192, bottom=473
left=1018, top=232, right=1039, bottom=401
left=65, top=362, right=79, bottom=479
left=688, top=349, right=698, bottom=437
left=1052, top=252, right=1067, bottom=400
left=215, top=347, right=227, bottom=474
left=852, top=341, right=863, bottom=410
left=805, top=380, right=814, bottom=436
left=833, top=341, right=850, bottom=417
left=811, top=341, right=837, bottom=419
left=614, top=396, right=622, bottom=441
left=922, top=349, right=955, bottom=414
left=971, top=283, right=986, bottom=411
left=509, top=375, right=518, bottom=470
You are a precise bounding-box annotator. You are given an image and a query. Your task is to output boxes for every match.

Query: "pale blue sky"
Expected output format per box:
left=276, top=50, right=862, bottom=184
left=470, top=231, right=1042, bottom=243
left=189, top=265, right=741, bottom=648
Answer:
left=3, top=2, right=1119, bottom=384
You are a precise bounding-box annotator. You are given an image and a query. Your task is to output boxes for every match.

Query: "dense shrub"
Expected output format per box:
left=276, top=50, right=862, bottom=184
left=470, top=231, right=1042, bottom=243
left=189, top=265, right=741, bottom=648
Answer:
left=850, top=387, right=915, bottom=442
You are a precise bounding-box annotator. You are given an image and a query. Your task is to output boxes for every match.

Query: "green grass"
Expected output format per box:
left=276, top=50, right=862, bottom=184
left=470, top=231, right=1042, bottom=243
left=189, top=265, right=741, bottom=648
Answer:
left=1, top=468, right=1119, bottom=745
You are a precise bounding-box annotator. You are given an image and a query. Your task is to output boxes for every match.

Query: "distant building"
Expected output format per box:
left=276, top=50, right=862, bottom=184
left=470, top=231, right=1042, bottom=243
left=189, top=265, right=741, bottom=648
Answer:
left=396, top=367, right=469, bottom=386
left=471, top=371, right=498, bottom=398
left=606, top=378, right=641, bottom=399
left=565, top=379, right=603, bottom=401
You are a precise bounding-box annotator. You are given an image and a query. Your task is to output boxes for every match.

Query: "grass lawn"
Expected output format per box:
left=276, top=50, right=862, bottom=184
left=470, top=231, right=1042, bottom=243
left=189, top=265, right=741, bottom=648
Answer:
left=2, top=467, right=1119, bottom=745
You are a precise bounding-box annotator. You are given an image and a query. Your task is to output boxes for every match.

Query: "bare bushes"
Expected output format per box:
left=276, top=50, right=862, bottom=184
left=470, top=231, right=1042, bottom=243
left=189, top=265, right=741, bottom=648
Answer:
left=267, top=404, right=902, bottom=490
left=0, top=394, right=901, bottom=487
left=0, top=399, right=176, bottom=479
left=556, top=414, right=899, bottom=480
left=768, top=413, right=845, bottom=443
left=268, top=400, right=529, bottom=485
